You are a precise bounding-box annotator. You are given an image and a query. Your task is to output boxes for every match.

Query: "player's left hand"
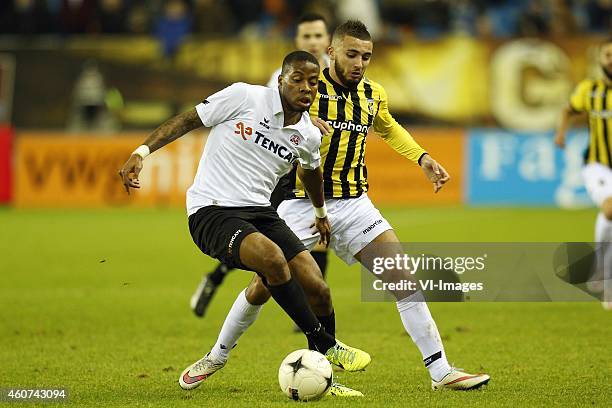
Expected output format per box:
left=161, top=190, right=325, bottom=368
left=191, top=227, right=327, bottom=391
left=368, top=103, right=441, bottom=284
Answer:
left=311, top=116, right=331, bottom=136
left=310, top=217, right=331, bottom=247
left=420, top=154, right=450, bottom=193
left=118, top=154, right=143, bottom=195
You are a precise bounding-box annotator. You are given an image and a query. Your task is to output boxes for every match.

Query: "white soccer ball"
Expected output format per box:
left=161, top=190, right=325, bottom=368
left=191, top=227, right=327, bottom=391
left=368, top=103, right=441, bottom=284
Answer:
left=278, top=349, right=333, bottom=401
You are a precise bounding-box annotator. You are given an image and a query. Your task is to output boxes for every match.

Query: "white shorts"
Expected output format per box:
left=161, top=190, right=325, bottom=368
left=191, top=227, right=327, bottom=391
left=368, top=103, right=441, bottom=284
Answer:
left=277, top=194, right=392, bottom=265
left=582, top=163, right=612, bottom=207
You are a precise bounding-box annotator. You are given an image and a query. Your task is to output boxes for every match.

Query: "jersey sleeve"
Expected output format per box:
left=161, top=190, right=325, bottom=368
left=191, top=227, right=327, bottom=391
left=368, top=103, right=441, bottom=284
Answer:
left=372, top=86, right=427, bottom=164
left=569, top=79, right=592, bottom=113
left=297, top=127, right=322, bottom=170
left=195, top=82, right=248, bottom=127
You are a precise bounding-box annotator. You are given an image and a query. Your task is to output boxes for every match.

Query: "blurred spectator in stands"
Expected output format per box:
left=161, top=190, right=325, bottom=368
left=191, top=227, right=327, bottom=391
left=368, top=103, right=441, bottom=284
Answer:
left=301, top=0, right=336, bottom=29
left=549, top=0, right=578, bottom=35
left=518, top=0, right=551, bottom=36
left=193, top=0, right=235, bottom=35
left=59, top=0, right=97, bottom=34
left=67, top=60, right=118, bottom=132
left=412, top=0, right=450, bottom=39
left=586, top=0, right=612, bottom=33
left=380, top=0, right=450, bottom=40
left=126, top=3, right=151, bottom=34
left=335, top=0, right=382, bottom=39
left=95, top=0, right=127, bottom=34
left=448, top=0, right=480, bottom=36
left=225, top=0, right=263, bottom=32
left=0, top=0, right=57, bottom=34
left=155, top=0, right=192, bottom=58
left=259, top=0, right=293, bottom=37
left=477, top=0, right=521, bottom=38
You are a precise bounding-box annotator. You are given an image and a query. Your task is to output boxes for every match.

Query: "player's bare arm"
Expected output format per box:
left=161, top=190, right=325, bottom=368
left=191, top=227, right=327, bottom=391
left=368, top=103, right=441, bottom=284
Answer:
left=555, top=105, right=583, bottom=149
left=419, top=154, right=451, bottom=193
left=297, top=165, right=331, bottom=247
left=118, top=108, right=202, bottom=194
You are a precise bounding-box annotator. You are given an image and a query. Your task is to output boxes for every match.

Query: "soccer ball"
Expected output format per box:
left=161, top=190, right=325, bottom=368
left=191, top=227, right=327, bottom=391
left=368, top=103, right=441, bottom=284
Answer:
left=278, top=349, right=333, bottom=401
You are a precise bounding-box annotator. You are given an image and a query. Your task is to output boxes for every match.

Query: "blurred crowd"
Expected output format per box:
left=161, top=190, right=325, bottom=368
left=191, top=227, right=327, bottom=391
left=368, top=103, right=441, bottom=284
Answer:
left=1, top=0, right=610, bottom=41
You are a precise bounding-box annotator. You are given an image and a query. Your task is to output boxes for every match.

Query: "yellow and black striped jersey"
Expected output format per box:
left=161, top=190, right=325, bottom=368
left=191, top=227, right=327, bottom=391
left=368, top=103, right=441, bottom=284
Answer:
left=570, top=78, right=612, bottom=166
left=287, top=68, right=426, bottom=199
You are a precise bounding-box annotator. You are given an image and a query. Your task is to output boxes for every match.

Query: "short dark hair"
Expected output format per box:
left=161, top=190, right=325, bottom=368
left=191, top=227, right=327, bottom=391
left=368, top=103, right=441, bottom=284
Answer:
left=332, top=20, right=371, bottom=44
left=281, top=50, right=320, bottom=76
left=297, top=12, right=327, bottom=29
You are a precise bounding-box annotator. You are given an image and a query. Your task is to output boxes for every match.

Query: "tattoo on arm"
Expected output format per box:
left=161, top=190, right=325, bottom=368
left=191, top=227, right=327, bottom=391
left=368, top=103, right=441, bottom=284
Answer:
left=143, top=108, right=202, bottom=153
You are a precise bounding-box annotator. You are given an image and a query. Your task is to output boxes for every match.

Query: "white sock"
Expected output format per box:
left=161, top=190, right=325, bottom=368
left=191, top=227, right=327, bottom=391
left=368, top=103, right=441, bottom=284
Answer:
left=396, top=291, right=451, bottom=382
left=595, top=213, right=612, bottom=274
left=208, top=289, right=262, bottom=363
left=595, top=213, right=612, bottom=301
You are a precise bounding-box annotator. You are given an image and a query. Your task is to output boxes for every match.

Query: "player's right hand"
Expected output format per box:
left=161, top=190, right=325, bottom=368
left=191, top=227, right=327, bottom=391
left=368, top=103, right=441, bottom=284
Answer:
left=554, top=133, right=566, bottom=149
left=118, top=154, right=144, bottom=195
left=311, top=116, right=331, bottom=136
left=420, top=154, right=450, bottom=193
left=311, top=217, right=331, bottom=247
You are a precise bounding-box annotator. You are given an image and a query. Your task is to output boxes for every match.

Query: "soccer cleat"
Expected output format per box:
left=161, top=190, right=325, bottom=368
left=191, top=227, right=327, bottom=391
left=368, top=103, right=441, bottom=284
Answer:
left=327, top=382, right=364, bottom=397
left=190, top=275, right=218, bottom=318
left=179, top=353, right=225, bottom=390
left=431, top=368, right=490, bottom=391
left=324, top=340, right=371, bottom=372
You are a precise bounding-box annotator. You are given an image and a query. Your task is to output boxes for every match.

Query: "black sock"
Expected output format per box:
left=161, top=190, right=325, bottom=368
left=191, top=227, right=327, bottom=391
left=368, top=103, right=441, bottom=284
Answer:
left=267, top=278, right=335, bottom=353
left=308, top=310, right=335, bottom=350
left=208, top=263, right=232, bottom=286
left=311, top=250, right=328, bottom=280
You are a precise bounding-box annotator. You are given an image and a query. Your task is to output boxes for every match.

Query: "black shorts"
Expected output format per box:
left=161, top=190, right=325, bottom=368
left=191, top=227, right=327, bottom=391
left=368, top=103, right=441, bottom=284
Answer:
left=270, top=174, right=290, bottom=209
left=188, top=205, right=307, bottom=271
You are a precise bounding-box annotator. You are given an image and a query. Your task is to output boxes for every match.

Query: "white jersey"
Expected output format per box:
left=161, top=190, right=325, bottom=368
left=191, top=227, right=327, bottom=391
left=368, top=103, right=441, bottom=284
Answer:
left=266, top=55, right=330, bottom=88
left=186, top=82, right=322, bottom=215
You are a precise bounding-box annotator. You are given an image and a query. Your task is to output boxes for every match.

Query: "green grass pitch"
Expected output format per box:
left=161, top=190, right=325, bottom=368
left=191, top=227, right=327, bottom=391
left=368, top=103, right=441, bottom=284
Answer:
left=1, top=207, right=610, bottom=407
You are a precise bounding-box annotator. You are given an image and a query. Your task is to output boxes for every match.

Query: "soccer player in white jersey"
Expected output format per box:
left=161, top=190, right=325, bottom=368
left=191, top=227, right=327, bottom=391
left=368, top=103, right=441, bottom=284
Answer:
left=191, top=13, right=332, bottom=319
left=197, top=21, right=490, bottom=392
left=118, top=51, right=371, bottom=392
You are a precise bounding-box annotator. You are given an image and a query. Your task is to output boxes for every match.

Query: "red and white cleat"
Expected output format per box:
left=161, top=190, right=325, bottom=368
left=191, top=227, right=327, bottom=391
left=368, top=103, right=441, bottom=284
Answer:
left=432, top=368, right=490, bottom=391
left=179, top=352, right=225, bottom=390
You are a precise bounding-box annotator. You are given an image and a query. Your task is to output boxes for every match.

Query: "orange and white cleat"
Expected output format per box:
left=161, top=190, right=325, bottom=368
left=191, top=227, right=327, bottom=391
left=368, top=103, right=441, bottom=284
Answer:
left=432, top=368, right=490, bottom=391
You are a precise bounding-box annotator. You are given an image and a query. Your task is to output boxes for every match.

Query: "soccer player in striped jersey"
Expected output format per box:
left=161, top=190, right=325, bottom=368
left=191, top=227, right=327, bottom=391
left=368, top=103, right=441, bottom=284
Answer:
left=555, top=37, right=612, bottom=310
left=190, top=13, right=332, bottom=319
left=199, top=20, right=490, bottom=392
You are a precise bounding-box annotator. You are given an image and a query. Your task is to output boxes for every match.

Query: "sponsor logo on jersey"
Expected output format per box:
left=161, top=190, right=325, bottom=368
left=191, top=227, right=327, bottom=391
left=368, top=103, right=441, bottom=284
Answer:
left=234, top=122, right=252, bottom=140
left=254, top=132, right=298, bottom=164
left=327, top=120, right=370, bottom=134
left=320, top=94, right=343, bottom=100
left=290, top=134, right=300, bottom=146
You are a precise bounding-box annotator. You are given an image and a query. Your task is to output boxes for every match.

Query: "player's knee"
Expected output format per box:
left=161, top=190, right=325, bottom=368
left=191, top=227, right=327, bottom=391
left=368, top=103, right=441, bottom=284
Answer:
left=602, top=199, right=612, bottom=220
left=260, top=250, right=289, bottom=283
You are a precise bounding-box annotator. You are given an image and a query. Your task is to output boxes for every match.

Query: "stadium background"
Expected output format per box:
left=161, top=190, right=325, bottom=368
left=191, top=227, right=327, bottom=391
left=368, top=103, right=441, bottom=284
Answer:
left=1, top=1, right=611, bottom=407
